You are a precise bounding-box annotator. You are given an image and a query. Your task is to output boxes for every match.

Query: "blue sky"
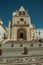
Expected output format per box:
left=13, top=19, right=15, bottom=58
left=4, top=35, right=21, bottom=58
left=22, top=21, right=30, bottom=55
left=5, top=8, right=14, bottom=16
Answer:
left=0, top=0, right=43, bottom=28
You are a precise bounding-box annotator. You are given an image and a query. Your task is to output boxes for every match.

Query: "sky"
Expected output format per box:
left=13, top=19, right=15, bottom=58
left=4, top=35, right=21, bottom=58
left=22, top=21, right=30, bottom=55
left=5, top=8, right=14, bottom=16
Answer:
left=0, top=0, right=43, bottom=28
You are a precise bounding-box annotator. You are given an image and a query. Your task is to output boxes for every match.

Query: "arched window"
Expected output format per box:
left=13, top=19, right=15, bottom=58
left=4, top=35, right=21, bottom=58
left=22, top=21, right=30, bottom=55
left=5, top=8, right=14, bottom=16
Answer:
left=19, top=11, right=21, bottom=15
left=19, top=11, right=25, bottom=15
left=23, top=11, right=25, bottom=15
left=17, top=21, right=19, bottom=24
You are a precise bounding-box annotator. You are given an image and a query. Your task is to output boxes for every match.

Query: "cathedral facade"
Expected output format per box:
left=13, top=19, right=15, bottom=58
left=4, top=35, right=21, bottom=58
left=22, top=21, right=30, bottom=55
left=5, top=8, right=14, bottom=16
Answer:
left=8, top=6, right=35, bottom=41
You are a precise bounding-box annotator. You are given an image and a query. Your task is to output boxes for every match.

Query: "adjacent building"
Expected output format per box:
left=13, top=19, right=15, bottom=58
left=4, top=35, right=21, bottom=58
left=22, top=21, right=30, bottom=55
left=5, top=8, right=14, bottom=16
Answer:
left=0, top=18, right=7, bottom=41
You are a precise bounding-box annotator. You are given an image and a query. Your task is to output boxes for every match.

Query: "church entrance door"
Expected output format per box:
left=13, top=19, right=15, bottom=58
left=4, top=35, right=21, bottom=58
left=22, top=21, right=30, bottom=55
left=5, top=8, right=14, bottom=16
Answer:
left=17, top=29, right=26, bottom=40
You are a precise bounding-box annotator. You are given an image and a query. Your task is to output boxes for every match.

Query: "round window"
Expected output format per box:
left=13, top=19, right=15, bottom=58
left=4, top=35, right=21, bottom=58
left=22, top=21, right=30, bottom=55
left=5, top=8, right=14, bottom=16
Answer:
left=20, top=18, right=24, bottom=21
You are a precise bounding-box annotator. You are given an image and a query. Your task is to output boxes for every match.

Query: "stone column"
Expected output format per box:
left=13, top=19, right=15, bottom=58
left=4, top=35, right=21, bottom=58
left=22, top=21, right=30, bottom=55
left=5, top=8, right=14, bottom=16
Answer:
left=8, top=21, right=11, bottom=39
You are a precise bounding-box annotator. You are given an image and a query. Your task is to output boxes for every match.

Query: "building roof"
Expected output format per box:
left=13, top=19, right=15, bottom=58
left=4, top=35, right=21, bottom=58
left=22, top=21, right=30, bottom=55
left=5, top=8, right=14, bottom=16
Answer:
left=19, top=6, right=25, bottom=11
